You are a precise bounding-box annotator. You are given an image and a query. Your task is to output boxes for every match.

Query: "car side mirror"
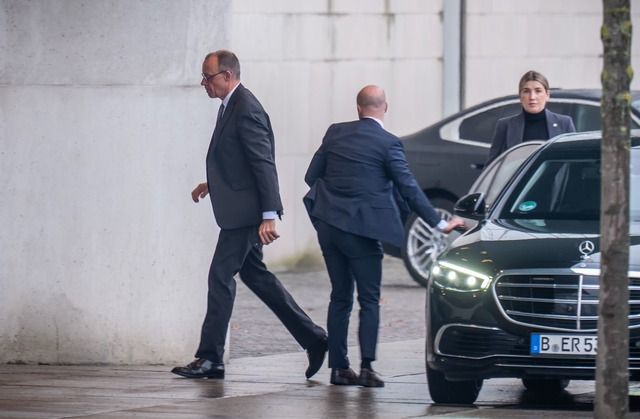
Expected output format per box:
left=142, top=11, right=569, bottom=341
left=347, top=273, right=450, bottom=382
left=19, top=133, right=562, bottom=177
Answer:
left=454, top=193, right=486, bottom=220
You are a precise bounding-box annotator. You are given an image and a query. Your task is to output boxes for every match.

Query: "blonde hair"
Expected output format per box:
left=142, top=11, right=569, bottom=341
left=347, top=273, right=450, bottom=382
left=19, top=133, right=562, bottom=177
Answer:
left=518, top=70, right=549, bottom=92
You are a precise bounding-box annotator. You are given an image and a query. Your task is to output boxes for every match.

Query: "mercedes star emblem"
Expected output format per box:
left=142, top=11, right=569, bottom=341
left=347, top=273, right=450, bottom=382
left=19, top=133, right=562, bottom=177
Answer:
left=579, top=240, right=595, bottom=258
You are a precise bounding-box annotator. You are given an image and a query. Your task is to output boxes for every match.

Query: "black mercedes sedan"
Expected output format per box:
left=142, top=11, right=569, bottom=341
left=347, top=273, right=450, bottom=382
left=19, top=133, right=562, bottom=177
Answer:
left=399, top=89, right=640, bottom=287
left=425, top=131, right=640, bottom=404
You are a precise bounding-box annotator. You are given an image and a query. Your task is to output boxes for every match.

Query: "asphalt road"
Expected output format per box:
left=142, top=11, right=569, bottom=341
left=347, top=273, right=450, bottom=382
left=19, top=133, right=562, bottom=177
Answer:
left=228, top=256, right=424, bottom=359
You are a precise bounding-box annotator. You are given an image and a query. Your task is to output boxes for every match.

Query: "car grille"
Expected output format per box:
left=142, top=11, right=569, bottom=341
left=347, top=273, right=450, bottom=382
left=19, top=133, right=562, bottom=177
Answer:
left=495, top=271, right=640, bottom=331
left=436, top=324, right=640, bottom=365
left=437, top=325, right=529, bottom=358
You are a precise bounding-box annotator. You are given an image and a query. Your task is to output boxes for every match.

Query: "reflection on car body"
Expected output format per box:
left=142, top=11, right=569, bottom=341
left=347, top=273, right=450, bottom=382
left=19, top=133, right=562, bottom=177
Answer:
left=425, top=131, right=640, bottom=405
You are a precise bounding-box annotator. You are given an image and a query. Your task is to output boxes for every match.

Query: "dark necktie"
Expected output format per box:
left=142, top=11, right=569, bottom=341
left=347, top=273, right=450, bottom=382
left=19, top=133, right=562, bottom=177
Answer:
left=216, top=104, right=225, bottom=125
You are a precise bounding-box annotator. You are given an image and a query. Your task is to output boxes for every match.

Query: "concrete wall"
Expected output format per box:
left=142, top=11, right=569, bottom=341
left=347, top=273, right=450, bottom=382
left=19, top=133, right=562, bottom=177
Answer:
left=0, top=0, right=233, bottom=364
left=464, top=0, right=640, bottom=106
left=1, top=0, right=639, bottom=364
left=228, top=0, right=445, bottom=270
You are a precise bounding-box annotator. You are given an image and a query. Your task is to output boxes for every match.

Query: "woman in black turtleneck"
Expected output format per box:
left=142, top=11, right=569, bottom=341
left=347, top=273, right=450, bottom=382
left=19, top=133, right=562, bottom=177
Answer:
left=485, top=70, right=576, bottom=166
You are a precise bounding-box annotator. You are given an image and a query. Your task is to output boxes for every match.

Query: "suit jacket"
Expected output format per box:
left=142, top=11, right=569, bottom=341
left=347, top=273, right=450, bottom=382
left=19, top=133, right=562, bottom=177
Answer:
left=206, top=83, right=283, bottom=229
left=303, top=118, right=442, bottom=248
left=486, top=108, right=576, bottom=166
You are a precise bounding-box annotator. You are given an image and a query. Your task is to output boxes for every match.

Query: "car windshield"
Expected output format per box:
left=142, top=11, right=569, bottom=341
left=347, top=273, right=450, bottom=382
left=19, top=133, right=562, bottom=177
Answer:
left=501, top=145, right=640, bottom=222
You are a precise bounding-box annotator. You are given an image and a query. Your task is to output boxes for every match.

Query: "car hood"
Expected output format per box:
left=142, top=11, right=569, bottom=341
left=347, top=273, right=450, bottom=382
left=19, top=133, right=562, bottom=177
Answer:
left=441, top=219, right=640, bottom=277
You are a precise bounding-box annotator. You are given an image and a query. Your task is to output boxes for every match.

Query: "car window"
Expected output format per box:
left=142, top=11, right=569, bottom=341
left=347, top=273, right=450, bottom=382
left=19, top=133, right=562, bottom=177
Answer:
left=484, top=143, right=544, bottom=207
left=505, top=158, right=601, bottom=220
left=547, top=102, right=640, bottom=131
left=503, top=145, right=640, bottom=222
left=471, top=142, right=544, bottom=208
left=470, top=163, right=498, bottom=196
left=458, top=103, right=521, bottom=144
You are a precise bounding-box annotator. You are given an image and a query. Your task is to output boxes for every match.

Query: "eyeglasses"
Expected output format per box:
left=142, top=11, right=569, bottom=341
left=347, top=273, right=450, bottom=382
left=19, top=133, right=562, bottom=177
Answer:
left=201, top=70, right=227, bottom=81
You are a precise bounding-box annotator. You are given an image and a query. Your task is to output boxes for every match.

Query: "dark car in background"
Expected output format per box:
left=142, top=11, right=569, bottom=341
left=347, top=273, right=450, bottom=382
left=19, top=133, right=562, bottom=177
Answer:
left=399, top=89, right=640, bottom=286
left=425, top=131, right=640, bottom=405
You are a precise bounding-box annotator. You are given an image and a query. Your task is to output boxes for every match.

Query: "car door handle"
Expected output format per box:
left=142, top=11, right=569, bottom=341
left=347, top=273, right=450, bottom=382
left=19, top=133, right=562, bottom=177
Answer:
left=471, top=163, right=485, bottom=170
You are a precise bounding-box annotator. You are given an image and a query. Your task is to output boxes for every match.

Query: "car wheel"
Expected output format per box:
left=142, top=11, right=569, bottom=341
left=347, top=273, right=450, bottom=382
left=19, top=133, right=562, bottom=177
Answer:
left=521, top=378, right=570, bottom=393
left=426, top=365, right=483, bottom=405
left=401, top=197, right=459, bottom=287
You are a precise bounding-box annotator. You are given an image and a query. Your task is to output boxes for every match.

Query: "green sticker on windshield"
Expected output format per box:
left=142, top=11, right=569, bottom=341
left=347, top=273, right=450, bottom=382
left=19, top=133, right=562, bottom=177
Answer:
left=518, top=201, right=537, bottom=212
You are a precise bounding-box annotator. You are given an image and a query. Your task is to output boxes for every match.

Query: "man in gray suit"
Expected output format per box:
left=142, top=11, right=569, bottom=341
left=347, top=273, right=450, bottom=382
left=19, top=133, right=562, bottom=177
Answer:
left=172, top=50, right=327, bottom=380
left=304, top=85, right=466, bottom=387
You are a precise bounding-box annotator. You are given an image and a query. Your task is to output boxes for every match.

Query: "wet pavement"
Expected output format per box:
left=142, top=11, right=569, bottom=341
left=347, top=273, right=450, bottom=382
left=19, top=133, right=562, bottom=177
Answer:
left=2, top=258, right=640, bottom=417
left=228, top=256, right=426, bottom=358
left=3, top=337, right=640, bottom=418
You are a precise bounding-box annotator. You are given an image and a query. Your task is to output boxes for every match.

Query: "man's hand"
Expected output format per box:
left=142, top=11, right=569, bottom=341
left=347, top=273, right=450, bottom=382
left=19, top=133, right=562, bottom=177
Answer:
left=441, top=217, right=468, bottom=234
left=259, top=219, right=281, bottom=245
left=191, top=182, right=209, bottom=202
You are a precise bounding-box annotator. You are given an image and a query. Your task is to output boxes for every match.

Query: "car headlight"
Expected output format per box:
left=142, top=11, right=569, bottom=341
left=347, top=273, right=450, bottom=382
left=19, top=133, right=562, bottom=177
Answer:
left=431, top=261, right=492, bottom=292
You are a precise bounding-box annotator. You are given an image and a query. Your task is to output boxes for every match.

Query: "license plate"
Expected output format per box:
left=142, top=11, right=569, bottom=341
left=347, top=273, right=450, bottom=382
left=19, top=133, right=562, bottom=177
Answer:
left=530, top=334, right=597, bottom=355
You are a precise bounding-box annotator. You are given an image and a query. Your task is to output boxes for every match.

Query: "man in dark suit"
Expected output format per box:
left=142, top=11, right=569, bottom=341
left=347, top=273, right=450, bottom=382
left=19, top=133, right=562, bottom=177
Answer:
left=303, top=85, right=466, bottom=387
left=172, top=50, right=327, bottom=380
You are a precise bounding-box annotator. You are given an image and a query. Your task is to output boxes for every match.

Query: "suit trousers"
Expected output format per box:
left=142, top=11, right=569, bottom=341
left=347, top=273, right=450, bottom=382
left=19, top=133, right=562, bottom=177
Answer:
left=195, top=225, right=325, bottom=363
left=315, top=221, right=383, bottom=369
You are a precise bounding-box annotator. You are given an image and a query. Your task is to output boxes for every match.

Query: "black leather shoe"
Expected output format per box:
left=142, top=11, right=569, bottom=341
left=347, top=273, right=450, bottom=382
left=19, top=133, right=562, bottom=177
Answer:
left=171, top=358, right=225, bottom=379
left=330, top=367, right=359, bottom=385
left=358, top=367, right=384, bottom=387
left=305, top=337, right=328, bottom=379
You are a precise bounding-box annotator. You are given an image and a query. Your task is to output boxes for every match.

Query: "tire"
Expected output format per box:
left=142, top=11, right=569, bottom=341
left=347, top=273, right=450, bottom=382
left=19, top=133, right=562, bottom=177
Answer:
left=521, top=378, right=570, bottom=394
left=401, top=197, right=460, bottom=287
left=426, top=365, right=483, bottom=405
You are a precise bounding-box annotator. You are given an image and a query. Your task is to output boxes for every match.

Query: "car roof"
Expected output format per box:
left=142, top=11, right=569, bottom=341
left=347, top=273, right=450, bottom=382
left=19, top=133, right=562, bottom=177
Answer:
left=538, top=129, right=640, bottom=151
left=550, top=88, right=640, bottom=100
